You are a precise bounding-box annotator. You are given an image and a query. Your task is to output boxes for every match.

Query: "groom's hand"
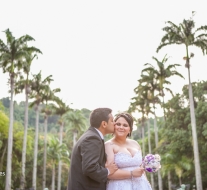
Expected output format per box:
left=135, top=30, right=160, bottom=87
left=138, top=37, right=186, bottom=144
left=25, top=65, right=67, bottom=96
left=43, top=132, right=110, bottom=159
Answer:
left=131, top=167, right=145, bottom=177
left=105, top=162, right=118, bottom=175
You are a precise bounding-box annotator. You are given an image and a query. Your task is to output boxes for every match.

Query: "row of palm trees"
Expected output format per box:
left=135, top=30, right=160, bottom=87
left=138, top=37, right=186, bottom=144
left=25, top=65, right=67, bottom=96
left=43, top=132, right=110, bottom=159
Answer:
left=0, top=29, right=87, bottom=189
left=0, top=28, right=43, bottom=190
left=1, top=12, right=207, bottom=190
left=129, top=54, right=183, bottom=190
left=129, top=13, right=207, bottom=190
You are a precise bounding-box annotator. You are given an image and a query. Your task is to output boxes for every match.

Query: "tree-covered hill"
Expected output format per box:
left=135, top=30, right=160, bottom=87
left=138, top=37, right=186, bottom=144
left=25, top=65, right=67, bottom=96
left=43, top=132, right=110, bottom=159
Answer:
left=0, top=97, right=91, bottom=133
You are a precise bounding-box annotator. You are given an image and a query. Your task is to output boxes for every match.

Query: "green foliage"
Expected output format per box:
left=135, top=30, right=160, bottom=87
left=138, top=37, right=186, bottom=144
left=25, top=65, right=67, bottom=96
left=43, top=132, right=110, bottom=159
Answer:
left=157, top=81, right=207, bottom=187
left=0, top=110, right=9, bottom=138
left=0, top=96, right=92, bottom=188
left=1, top=97, right=10, bottom=109
left=47, top=136, right=70, bottom=165
left=64, top=109, right=87, bottom=149
left=0, top=97, right=60, bottom=131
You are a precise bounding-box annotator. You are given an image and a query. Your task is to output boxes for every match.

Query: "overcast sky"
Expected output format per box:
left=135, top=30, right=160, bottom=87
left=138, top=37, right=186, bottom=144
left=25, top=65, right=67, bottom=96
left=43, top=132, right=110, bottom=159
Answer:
left=0, top=1, right=207, bottom=116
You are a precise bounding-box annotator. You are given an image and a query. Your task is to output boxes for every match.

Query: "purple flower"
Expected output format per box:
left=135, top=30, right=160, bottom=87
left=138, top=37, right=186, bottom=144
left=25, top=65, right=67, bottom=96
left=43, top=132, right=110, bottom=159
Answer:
left=142, top=154, right=161, bottom=173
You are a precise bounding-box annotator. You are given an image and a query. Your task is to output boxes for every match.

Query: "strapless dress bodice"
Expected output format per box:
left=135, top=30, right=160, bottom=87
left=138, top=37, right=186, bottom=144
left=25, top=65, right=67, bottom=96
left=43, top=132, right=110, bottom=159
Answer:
left=106, top=151, right=152, bottom=190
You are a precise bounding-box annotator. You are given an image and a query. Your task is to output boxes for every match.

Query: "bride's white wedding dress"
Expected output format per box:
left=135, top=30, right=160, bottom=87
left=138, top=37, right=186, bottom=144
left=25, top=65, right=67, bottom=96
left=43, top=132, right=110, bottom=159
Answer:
left=106, top=151, right=152, bottom=190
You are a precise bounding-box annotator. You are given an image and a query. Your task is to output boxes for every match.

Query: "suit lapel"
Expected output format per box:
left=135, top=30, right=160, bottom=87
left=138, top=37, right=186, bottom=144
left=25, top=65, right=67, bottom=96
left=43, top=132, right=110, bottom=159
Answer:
left=89, top=127, right=106, bottom=163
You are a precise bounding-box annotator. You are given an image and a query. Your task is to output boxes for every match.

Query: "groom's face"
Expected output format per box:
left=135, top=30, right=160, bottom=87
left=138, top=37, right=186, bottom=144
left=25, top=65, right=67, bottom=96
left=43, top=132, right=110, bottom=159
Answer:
left=105, top=113, right=115, bottom=134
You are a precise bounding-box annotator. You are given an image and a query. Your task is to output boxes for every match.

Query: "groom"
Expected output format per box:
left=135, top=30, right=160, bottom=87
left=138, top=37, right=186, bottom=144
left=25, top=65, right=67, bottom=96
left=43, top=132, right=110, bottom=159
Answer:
left=67, top=108, right=118, bottom=190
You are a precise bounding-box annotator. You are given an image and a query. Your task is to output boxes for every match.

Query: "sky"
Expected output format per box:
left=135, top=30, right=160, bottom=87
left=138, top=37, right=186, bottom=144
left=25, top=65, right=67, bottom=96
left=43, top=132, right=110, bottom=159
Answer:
left=0, top=1, right=207, bottom=117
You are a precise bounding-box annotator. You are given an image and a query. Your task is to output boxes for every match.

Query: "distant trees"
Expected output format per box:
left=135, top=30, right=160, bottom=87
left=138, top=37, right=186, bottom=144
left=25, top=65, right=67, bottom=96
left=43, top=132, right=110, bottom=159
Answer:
left=47, top=136, right=69, bottom=190
left=0, top=97, right=91, bottom=189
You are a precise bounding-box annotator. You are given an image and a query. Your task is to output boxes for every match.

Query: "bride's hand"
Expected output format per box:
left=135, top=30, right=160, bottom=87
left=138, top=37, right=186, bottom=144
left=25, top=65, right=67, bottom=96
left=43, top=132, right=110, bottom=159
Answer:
left=131, top=167, right=145, bottom=177
left=105, top=162, right=118, bottom=175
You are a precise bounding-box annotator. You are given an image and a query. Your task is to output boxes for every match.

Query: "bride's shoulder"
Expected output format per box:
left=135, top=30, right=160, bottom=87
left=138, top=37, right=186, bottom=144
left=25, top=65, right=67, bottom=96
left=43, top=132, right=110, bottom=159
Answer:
left=127, top=139, right=140, bottom=146
left=127, top=138, right=137, bottom=143
left=105, top=139, right=115, bottom=146
left=105, top=139, right=116, bottom=154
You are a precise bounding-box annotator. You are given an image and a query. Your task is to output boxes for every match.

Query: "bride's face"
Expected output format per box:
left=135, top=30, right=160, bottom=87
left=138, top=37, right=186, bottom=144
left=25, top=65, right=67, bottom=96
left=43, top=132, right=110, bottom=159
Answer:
left=114, top=117, right=130, bottom=137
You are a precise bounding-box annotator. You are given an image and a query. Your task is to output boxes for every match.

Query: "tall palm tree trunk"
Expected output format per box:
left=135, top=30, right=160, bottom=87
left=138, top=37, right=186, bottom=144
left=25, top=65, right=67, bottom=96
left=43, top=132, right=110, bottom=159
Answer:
left=51, top=164, right=55, bottom=190
left=142, top=124, right=145, bottom=156
left=167, top=171, right=172, bottom=190
left=154, top=112, right=161, bottom=190
left=162, top=94, right=166, bottom=121
left=5, top=74, right=15, bottom=190
left=32, top=104, right=40, bottom=190
left=153, top=105, right=158, bottom=147
left=148, top=119, right=155, bottom=190
left=179, top=177, right=182, bottom=186
left=20, top=86, right=29, bottom=189
left=57, top=123, right=63, bottom=190
left=43, top=114, right=48, bottom=190
left=157, top=159, right=163, bottom=190
left=187, top=66, right=203, bottom=190
left=154, top=105, right=163, bottom=190
left=147, top=119, right=152, bottom=154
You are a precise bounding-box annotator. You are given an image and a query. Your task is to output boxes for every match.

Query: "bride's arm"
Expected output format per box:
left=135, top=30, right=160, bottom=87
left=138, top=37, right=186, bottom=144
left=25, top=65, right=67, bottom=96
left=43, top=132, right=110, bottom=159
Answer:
left=105, top=142, right=144, bottom=180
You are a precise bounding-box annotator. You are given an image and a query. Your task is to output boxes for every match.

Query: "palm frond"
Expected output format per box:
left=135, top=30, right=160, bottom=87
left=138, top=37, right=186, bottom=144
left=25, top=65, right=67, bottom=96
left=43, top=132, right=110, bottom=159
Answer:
left=4, top=28, right=14, bottom=45
left=18, top=34, right=35, bottom=44
left=0, top=39, right=9, bottom=52
left=193, top=40, right=207, bottom=55
left=171, top=71, right=184, bottom=79
left=157, top=42, right=180, bottom=53
left=166, top=64, right=181, bottom=70
left=25, top=46, right=42, bottom=54
left=165, top=21, right=180, bottom=30
left=194, top=25, right=207, bottom=33
left=165, top=87, right=174, bottom=97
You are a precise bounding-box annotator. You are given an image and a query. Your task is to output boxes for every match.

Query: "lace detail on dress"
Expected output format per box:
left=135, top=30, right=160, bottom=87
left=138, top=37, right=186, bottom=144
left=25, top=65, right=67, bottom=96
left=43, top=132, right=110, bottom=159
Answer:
left=106, top=151, right=152, bottom=190
left=114, top=151, right=142, bottom=168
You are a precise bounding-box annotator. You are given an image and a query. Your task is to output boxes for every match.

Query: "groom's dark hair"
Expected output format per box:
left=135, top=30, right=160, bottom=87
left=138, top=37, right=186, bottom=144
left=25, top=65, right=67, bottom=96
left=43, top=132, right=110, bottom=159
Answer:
left=90, top=108, right=112, bottom=129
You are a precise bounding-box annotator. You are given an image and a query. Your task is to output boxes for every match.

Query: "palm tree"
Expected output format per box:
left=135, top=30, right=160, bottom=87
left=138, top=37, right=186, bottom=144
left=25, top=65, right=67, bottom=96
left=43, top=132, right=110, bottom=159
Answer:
left=0, top=29, right=41, bottom=190
left=30, top=71, right=54, bottom=190
left=131, top=83, right=155, bottom=189
left=64, top=109, right=87, bottom=147
left=142, top=56, right=184, bottom=190
left=41, top=88, right=61, bottom=190
left=129, top=86, right=147, bottom=156
left=140, top=70, right=160, bottom=152
left=157, top=13, right=207, bottom=190
left=141, top=67, right=164, bottom=190
left=161, top=152, right=192, bottom=187
left=47, top=136, right=70, bottom=190
left=52, top=98, right=70, bottom=190
left=142, top=55, right=184, bottom=119
left=18, top=51, right=42, bottom=190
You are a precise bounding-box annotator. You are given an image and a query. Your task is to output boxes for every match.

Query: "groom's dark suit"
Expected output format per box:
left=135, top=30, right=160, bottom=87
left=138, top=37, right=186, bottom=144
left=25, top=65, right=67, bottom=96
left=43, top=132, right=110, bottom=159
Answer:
left=67, top=126, right=108, bottom=190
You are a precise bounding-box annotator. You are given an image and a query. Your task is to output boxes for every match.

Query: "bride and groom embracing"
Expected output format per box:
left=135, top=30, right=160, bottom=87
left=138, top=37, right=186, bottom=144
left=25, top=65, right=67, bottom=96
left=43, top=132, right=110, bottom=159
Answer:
left=67, top=108, right=152, bottom=190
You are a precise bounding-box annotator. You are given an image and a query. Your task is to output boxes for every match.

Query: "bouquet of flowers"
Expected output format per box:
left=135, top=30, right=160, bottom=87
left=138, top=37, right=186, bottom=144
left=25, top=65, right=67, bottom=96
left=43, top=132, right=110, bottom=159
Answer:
left=142, top=154, right=161, bottom=173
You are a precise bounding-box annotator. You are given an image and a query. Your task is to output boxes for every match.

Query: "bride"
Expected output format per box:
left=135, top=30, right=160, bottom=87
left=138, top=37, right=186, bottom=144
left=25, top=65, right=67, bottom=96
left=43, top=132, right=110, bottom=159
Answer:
left=105, top=112, right=152, bottom=190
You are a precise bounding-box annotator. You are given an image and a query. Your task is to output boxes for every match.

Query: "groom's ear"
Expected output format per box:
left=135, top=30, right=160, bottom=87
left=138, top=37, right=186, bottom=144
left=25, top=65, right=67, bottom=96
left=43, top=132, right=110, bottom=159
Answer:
left=101, top=121, right=107, bottom=129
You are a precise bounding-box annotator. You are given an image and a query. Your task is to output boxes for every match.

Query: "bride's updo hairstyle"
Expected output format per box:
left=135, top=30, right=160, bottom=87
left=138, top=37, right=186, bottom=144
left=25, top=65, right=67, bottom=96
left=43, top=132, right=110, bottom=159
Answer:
left=114, top=112, right=134, bottom=137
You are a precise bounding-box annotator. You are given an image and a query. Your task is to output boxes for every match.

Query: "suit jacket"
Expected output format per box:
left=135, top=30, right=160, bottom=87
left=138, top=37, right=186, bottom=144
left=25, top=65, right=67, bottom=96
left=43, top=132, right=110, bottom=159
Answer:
left=67, top=126, right=108, bottom=190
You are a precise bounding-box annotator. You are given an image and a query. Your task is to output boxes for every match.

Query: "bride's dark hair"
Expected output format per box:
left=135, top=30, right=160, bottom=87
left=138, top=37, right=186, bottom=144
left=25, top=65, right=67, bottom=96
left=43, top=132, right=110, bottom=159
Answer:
left=114, top=112, right=133, bottom=137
